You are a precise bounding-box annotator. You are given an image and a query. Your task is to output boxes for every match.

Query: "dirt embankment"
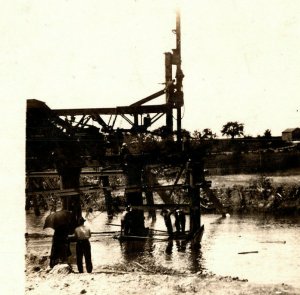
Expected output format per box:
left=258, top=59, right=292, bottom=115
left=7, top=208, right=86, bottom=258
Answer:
left=25, top=251, right=300, bottom=295
left=203, top=175, right=300, bottom=214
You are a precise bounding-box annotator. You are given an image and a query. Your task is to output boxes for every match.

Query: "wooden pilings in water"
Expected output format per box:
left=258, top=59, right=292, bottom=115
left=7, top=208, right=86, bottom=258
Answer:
left=123, top=153, right=148, bottom=236
left=186, top=159, right=203, bottom=234
left=58, top=167, right=82, bottom=229
left=101, top=175, right=113, bottom=215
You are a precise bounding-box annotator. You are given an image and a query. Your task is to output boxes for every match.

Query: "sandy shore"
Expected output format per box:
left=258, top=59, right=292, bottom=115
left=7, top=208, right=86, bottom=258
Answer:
left=25, top=252, right=300, bottom=295
left=26, top=269, right=300, bottom=295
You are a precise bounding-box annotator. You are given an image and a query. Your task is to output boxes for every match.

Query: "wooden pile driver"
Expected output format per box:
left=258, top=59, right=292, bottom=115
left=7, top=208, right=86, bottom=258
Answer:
left=26, top=11, right=224, bottom=241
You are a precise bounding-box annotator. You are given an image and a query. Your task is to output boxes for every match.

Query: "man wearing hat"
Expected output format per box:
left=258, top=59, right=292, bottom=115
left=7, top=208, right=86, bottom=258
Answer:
left=74, top=217, right=93, bottom=273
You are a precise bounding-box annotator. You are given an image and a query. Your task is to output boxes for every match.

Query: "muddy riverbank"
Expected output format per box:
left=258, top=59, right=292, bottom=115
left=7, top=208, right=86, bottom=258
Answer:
left=23, top=173, right=300, bottom=294
left=25, top=250, right=300, bottom=295
left=24, top=211, right=300, bottom=295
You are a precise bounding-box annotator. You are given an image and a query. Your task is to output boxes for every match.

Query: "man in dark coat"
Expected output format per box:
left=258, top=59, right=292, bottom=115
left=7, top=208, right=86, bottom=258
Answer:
left=50, top=225, right=71, bottom=268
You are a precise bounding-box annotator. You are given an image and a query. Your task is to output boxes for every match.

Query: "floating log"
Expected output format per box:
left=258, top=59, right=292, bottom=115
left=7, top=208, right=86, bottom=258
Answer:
left=91, top=231, right=120, bottom=235
left=238, top=251, right=259, bottom=255
left=260, top=241, right=286, bottom=244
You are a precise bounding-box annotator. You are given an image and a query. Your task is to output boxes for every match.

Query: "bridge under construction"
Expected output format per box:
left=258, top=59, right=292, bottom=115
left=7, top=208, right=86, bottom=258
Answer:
left=26, top=11, right=224, bottom=247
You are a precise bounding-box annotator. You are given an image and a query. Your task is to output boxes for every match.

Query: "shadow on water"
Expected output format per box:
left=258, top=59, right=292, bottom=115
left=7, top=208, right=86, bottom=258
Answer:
left=115, top=213, right=204, bottom=274
left=163, top=238, right=202, bottom=273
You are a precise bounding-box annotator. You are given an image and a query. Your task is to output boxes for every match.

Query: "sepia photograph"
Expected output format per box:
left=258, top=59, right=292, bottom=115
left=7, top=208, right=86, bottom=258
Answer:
left=1, top=0, right=300, bottom=294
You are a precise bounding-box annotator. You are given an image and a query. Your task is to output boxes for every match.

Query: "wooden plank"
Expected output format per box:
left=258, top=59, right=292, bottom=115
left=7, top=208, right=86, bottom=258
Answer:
left=26, top=187, right=101, bottom=196
left=26, top=170, right=124, bottom=178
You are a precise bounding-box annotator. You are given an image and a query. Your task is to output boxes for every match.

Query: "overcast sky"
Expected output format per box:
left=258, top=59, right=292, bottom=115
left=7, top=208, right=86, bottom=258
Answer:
left=1, top=0, right=300, bottom=137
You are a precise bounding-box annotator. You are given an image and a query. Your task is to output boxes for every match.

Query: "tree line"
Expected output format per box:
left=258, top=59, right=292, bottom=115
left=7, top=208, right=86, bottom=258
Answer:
left=191, top=121, right=272, bottom=140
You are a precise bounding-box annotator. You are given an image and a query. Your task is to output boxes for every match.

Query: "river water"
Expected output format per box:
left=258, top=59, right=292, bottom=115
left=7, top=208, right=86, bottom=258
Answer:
left=26, top=211, right=300, bottom=287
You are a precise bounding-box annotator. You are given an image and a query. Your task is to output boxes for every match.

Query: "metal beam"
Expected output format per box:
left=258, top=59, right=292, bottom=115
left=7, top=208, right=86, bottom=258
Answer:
left=53, top=104, right=171, bottom=116
left=130, top=90, right=165, bottom=107
left=120, top=114, right=134, bottom=126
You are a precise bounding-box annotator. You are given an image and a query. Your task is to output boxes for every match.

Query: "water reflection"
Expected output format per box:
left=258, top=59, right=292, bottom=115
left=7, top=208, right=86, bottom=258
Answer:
left=121, top=240, right=151, bottom=261
left=189, top=242, right=202, bottom=273
left=165, top=240, right=173, bottom=257
left=26, top=211, right=300, bottom=287
left=175, top=240, right=187, bottom=252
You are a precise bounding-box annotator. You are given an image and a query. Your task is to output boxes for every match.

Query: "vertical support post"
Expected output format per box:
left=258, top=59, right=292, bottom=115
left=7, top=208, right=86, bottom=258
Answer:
left=165, top=52, right=173, bottom=135
left=59, top=167, right=82, bottom=231
left=177, top=107, right=182, bottom=143
left=165, top=52, right=173, bottom=101
left=101, top=176, right=113, bottom=215
left=175, top=10, right=182, bottom=93
left=143, top=167, right=156, bottom=221
left=164, top=11, right=185, bottom=140
left=133, top=114, right=138, bottom=131
left=123, top=155, right=147, bottom=236
left=187, top=159, right=203, bottom=234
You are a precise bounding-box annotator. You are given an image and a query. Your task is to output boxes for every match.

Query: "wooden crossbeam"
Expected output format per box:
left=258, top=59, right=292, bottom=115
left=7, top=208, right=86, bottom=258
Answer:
left=26, top=187, right=97, bottom=196
left=53, top=104, right=171, bottom=116
left=130, top=89, right=165, bottom=107
left=26, top=170, right=124, bottom=178
left=26, top=183, right=187, bottom=196
left=119, top=204, right=190, bottom=210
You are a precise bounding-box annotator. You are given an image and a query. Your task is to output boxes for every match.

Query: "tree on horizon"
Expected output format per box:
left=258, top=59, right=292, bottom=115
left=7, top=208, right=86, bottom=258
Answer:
left=264, top=129, right=272, bottom=138
left=202, top=128, right=216, bottom=139
left=221, top=121, right=244, bottom=139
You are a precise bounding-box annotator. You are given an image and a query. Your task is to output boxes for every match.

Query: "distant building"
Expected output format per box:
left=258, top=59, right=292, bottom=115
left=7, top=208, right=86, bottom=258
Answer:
left=282, top=128, right=300, bottom=141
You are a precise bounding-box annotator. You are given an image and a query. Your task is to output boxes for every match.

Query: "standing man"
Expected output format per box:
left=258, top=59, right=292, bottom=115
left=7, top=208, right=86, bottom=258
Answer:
left=174, top=208, right=186, bottom=233
left=121, top=205, right=133, bottom=235
left=161, top=209, right=173, bottom=237
left=74, top=217, right=93, bottom=273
